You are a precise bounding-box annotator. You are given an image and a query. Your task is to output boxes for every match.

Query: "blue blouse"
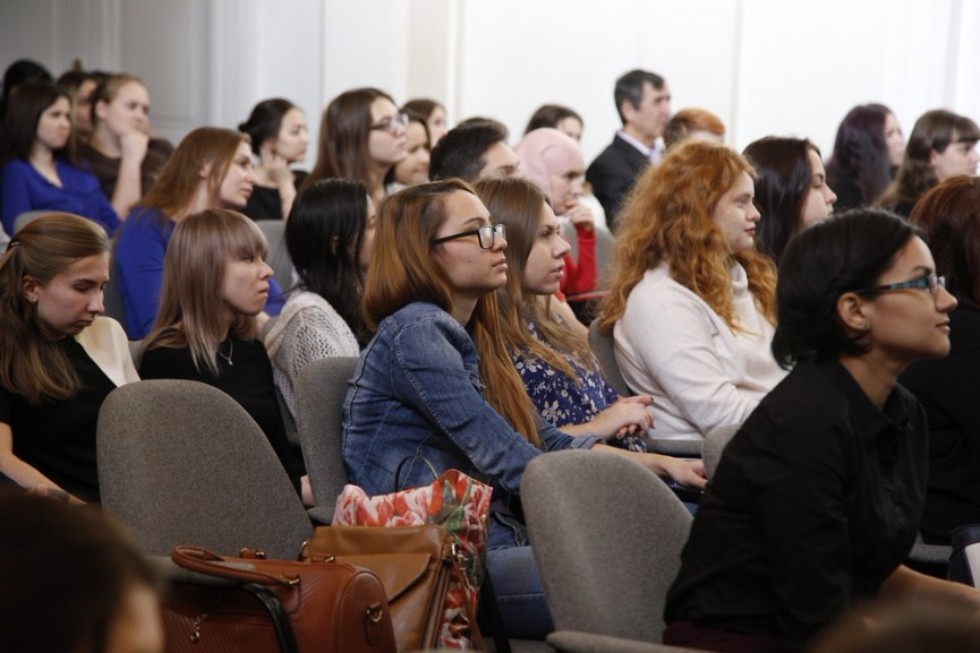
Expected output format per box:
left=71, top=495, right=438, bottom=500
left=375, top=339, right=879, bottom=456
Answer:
left=513, top=321, right=646, bottom=452
left=0, top=159, right=119, bottom=235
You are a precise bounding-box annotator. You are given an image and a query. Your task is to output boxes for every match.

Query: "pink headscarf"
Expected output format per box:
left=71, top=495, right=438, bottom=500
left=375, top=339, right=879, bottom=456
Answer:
left=514, top=128, right=585, bottom=208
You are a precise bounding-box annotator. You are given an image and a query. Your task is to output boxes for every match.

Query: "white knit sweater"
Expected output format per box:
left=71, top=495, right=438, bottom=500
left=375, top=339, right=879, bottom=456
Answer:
left=263, top=291, right=360, bottom=420
left=613, top=263, right=786, bottom=441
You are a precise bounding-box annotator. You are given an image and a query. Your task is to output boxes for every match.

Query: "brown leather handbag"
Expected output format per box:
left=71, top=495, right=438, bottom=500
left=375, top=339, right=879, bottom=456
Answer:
left=164, top=545, right=397, bottom=653
left=301, top=524, right=484, bottom=652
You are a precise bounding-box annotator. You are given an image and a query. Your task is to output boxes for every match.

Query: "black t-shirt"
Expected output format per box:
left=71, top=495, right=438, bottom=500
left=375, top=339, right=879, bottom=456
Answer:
left=79, top=138, right=174, bottom=199
left=665, top=359, right=927, bottom=651
left=241, top=170, right=308, bottom=221
left=138, top=336, right=305, bottom=490
left=1, top=337, right=117, bottom=502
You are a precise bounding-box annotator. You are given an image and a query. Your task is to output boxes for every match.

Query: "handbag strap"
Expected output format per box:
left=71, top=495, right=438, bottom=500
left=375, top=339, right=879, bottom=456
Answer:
left=243, top=582, right=300, bottom=653
left=393, top=456, right=440, bottom=491
left=172, top=546, right=300, bottom=588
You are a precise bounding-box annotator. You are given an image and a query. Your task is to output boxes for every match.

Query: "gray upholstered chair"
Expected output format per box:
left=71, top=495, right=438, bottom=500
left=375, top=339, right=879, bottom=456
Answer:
left=255, top=219, right=294, bottom=292
left=12, top=209, right=48, bottom=233
left=97, top=379, right=314, bottom=558
left=522, top=449, right=696, bottom=651
left=294, top=356, right=360, bottom=521
left=587, top=317, right=701, bottom=457
left=702, top=423, right=741, bottom=478
left=587, top=317, right=632, bottom=398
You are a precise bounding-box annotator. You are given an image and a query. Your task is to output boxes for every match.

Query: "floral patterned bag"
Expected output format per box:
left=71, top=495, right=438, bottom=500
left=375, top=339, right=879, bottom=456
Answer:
left=331, top=468, right=493, bottom=650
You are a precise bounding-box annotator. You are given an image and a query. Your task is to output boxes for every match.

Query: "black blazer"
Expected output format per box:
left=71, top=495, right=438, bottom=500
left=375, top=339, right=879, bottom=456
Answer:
left=585, top=134, right=650, bottom=231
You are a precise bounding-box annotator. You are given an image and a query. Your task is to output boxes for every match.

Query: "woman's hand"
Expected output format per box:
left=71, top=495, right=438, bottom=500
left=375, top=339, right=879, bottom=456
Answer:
left=589, top=395, right=653, bottom=439
left=565, top=201, right=595, bottom=232
left=119, top=129, right=150, bottom=164
left=658, top=456, right=708, bottom=490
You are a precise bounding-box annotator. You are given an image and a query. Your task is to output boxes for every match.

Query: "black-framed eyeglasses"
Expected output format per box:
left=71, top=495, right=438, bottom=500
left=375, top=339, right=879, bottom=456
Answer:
left=369, top=112, right=409, bottom=134
left=855, top=273, right=946, bottom=297
left=432, top=223, right=506, bottom=249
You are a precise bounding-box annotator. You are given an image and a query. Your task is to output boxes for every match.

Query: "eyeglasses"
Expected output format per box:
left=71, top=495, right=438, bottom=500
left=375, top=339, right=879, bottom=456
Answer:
left=432, top=223, right=506, bottom=249
left=369, top=113, right=409, bottom=134
left=854, top=273, right=946, bottom=297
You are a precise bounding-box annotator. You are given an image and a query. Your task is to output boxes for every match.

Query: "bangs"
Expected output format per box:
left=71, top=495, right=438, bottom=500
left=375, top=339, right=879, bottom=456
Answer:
left=226, top=219, right=268, bottom=260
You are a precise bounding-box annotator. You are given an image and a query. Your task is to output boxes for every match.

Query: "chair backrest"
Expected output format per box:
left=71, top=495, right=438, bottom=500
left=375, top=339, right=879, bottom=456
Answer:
left=97, top=379, right=313, bottom=558
left=255, top=219, right=294, bottom=292
left=587, top=317, right=632, bottom=397
left=13, top=210, right=49, bottom=233
left=703, top=423, right=741, bottom=478
left=295, top=356, right=360, bottom=518
left=523, top=449, right=693, bottom=643
left=594, top=228, right=616, bottom=290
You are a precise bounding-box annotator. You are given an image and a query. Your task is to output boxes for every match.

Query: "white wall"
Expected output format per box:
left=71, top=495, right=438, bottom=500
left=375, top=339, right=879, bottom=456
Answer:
left=1, top=0, right=977, bottom=165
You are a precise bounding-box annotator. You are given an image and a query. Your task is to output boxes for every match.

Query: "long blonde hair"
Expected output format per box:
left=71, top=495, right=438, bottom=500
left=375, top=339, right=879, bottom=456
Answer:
left=474, top=176, right=593, bottom=381
left=0, top=214, right=109, bottom=404
left=601, top=139, right=777, bottom=333
left=363, top=180, right=542, bottom=445
left=141, top=209, right=267, bottom=375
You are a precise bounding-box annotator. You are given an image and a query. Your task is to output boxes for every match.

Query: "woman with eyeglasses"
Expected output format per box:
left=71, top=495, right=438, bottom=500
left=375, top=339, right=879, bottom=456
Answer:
left=900, top=176, right=980, bottom=545
left=302, top=87, right=407, bottom=208
left=344, top=179, right=709, bottom=639
left=664, top=209, right=980, bottom=652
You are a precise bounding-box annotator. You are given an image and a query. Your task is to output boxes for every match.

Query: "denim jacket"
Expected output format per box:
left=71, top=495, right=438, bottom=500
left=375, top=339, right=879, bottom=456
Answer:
left=342, top=302, right=598, bottom=546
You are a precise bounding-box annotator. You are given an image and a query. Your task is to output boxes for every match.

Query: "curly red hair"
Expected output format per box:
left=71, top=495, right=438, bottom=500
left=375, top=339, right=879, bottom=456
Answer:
left=601, top=139, right=776, bottom=333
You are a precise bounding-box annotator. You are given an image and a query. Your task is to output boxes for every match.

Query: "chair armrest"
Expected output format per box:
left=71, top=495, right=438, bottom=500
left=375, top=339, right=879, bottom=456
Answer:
left=306, top=504, right=334, bottom=525
left=644, top=435, right=703, bottom=457
left=547, top=630, right=709, bottom=653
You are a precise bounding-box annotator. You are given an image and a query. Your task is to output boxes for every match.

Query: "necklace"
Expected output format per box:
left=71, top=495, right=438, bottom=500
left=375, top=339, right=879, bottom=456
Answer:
left=217, top=339, right=234, bottom=367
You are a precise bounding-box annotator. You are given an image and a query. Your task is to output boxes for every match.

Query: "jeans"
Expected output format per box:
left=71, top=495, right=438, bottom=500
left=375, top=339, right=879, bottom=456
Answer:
left=486, top=545, right=554, bottom=640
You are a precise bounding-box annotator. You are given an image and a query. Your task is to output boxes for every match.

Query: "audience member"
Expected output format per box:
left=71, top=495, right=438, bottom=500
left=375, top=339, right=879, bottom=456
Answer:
left=743, top=136, right=837, bottom=264
left=600, top=139, right=785, bottom=442
left=343, top=179, right=706, bottom=639
left=238, top=97, right=309, bottom=221
left=825, top=103, right=905, bottom=211
left=0, top=493, right=164, bottom=653
left=429, top=120, right=519, bottom=182
left=901, top=176, right=980, bottom=545
left=0, top=58, right=52, bottom=124
left=663, top=107, right=725, bottom=150
left=403, top=97, right=448, bottom=147
left=0, top=214, right=137, bottom=503
left=587, top=68, right=672, bottom=230
left=56, top=69, right=99, bottom=144
left=476, top=176, right=652, bottom=451
left=515, top=128, right=596, bottom=298
left=264, top=179, right=374, bottom=421
left=81, top=74, right=174, bottom=220
left=524, top=104, right=583, bottom=141
left=115, top=127, right=285, bottom=339
left=304, top=87, right=406, bottom=207
left=388, top=109, right=430, bottom=189
left=877, top=109, right=979, bottom=217
left=0, top=82, right=119, bottom=235
left=139, top=208, right=310, bottom=502
left=664, top=209, right=979, bottom=652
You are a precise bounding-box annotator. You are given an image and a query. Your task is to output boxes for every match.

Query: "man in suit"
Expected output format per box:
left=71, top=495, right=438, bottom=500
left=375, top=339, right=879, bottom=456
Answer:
left=586, top=69, right=672, bottom=231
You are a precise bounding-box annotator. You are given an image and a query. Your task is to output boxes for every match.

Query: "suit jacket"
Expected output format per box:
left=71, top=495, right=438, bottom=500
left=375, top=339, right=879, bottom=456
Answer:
left=585, top=133, right=650, bottom=231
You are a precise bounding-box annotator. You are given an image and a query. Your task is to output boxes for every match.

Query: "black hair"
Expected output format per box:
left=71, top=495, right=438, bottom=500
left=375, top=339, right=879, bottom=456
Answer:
left=286, top=178, right=371, bottom=345
left=772, top=208, right=919, bottom=367
left=238, top=98, right=297, bottom=156
left=614, top=68, right=665, bottom=124
left=429, top=121, right=509, bottom=182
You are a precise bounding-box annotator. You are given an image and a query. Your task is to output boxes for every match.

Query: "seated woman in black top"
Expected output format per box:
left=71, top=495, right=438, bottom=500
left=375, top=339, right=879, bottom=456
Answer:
left=901, top=176, right=980, bottom=544
left=0, top=213, right=138, bottom=503
left=664, top=209, right=980, bottom=652
left=138, top=208, right=309, bottom=503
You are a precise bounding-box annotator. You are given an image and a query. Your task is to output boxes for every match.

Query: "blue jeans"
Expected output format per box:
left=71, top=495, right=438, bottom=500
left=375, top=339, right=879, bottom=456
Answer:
left=485, top=545, right=554, bottom=640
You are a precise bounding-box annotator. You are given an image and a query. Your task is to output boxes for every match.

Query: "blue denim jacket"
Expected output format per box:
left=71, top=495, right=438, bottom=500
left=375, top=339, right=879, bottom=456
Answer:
left=342, top=302, right=598, bottom=547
